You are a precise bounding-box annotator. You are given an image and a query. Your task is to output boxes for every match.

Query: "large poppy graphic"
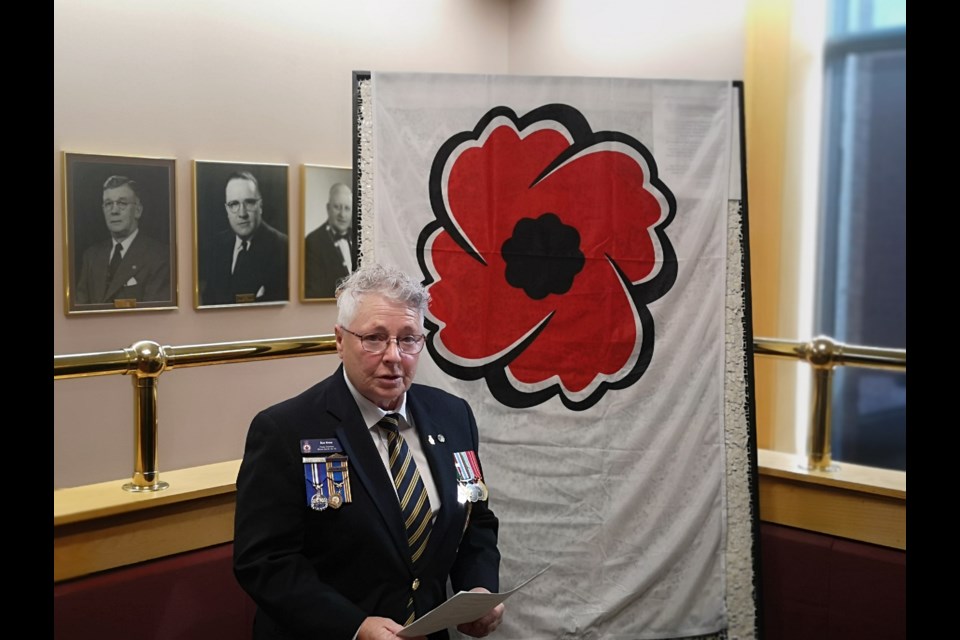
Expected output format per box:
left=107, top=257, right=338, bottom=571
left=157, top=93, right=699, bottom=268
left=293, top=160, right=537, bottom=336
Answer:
left=417, top=104, right=677, bottom=411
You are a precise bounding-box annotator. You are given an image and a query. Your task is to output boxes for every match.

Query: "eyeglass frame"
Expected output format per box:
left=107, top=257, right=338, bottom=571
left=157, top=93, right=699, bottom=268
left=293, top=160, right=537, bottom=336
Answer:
left=225, top=197, right=262, bottom=214
left=340, top=327, right=426, bottom=355
left=102, top=198, right=138, bottom=212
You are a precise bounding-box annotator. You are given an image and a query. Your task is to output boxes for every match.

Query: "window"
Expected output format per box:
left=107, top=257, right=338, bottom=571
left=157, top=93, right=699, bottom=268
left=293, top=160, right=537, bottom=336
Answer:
left=815, top=0, right=906, bottom=469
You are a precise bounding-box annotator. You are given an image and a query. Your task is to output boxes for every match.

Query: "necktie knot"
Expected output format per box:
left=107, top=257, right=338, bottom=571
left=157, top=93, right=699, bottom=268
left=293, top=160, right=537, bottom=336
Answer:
left=379, top=413, right=401, bottom=433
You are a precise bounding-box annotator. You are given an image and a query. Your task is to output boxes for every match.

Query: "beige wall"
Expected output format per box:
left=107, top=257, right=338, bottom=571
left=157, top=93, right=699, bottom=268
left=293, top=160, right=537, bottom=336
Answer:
left=54, top=0, right=747, bottom=488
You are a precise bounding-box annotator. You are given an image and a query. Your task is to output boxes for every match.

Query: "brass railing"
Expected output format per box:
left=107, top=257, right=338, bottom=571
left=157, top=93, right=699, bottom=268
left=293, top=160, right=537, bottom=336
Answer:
left=53, top=335, right=337, bottom=492
left=753, top=336, right=907, bottom=471
left=53, top=334, right=906, bottom=490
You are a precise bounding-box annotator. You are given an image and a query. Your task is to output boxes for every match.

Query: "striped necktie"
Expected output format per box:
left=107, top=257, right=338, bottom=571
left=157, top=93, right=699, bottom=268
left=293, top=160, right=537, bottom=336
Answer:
left=379, top=413, right=433, bottom=623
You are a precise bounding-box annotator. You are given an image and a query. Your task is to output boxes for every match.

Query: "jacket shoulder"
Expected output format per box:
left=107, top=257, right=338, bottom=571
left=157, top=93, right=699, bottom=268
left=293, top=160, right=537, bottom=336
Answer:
left=259, top=221, right=289, bottom=245
left=409, top=383, right=470, bottom=412
left=256, top=374, right=339, bottom=426
left=129, top=234, right=169, bottom=260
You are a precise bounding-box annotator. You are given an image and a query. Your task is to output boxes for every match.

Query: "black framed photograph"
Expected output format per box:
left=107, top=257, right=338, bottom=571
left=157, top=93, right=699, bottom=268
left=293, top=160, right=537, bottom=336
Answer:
left=61, top=152, right=178, bottom=315
left=301, top=164, right=355, bottom=301
left=193, top=160, right=290, bottom=308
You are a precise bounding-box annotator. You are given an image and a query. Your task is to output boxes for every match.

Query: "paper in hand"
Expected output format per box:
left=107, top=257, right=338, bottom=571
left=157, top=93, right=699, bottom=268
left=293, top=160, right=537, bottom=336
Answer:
left=398, top=567, right=548, bottom=638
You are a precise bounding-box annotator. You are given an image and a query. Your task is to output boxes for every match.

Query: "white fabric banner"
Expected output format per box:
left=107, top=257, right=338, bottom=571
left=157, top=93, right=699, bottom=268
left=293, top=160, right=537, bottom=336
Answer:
left=366, top=72, right=740, bottom=639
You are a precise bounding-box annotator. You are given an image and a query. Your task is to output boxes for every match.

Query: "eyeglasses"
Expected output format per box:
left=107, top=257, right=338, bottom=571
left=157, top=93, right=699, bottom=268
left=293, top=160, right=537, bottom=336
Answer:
left=225, top=198, right=262, bottom=213
left=102, top=199, right=135, bottom=211
left=341, top=327, right=425, bottom=355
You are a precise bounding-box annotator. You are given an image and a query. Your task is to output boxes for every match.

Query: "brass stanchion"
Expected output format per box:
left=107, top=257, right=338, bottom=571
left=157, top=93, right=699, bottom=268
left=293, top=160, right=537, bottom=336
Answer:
left=122, top=340, right=169, bottom=492
left=804, top=339, right=837, bottom=471
left=754, top=335, right=906, bottom=473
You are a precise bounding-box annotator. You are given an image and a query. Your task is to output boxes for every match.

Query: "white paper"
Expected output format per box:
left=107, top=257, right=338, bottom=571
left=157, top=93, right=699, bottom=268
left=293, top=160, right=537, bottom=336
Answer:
left=398, top=569, right=547, bottom=638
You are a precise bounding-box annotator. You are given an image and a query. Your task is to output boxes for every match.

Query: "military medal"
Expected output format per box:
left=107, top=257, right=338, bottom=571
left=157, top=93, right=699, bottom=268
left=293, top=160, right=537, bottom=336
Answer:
left=301, top=440, right=350, bottom=512
left=453, top=450, right=489, bottom=503
left=311, top=492, right=329, bottom=511
left=305, top=458, right=330, bottom=511
left=467, top=482, right=482, bottom=503
left=325, top=454, right=352, bottom=508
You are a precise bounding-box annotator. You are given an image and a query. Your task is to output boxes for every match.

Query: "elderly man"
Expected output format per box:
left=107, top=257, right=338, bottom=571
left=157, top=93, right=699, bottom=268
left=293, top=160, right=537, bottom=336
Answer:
left=234, top=264, right=504, bottom=640
left=304, top=182, right=354, bottom=299
left=202, top=171, right=288, bottom=305
left=75, top=175, right=170, bottom=306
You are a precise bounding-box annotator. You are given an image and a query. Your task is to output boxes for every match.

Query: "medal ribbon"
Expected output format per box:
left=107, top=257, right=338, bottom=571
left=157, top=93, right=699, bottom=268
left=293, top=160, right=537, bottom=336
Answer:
left=326, top=457, right=352, bottom=503
left=303, top=458, right=329, bottom=505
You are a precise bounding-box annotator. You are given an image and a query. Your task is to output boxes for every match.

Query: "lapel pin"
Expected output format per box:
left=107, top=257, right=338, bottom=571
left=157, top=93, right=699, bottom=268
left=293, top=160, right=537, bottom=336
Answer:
left=428, top=435, right=435, bottom=445
left=437, top=434, right=446, bottom=443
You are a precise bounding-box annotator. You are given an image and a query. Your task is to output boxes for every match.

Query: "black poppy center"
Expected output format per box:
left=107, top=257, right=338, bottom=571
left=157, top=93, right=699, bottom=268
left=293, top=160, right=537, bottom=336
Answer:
left=501, top=213, right=585, bottom=300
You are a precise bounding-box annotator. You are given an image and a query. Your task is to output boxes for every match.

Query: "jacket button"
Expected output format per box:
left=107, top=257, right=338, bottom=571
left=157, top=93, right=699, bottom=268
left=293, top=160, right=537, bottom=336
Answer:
left=412, top=578, right=420, bottom=591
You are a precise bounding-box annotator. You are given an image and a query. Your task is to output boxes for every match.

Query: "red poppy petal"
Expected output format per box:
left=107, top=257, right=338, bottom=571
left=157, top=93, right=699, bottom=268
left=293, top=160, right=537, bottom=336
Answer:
left=505, top=256, right=639, bottom=394
left=444, top=125, right=573, bottom=254
left=524, top=144, right=669, bottom=285
left=426, top=229, right=556, bottom=363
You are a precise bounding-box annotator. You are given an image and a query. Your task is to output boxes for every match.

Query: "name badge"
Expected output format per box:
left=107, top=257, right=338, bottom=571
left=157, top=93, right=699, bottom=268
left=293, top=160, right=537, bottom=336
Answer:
left=300, top=438, right=343, bottom=454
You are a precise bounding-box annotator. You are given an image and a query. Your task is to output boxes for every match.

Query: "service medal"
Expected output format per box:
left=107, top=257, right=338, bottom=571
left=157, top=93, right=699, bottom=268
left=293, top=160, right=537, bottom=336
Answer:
left=453, top=450, right=488, bottom=502
left=325, top=454, right=353, bottom=506
left=311, top=492, right=329, bottom=511
left=467, top=482, right=482, bottom=503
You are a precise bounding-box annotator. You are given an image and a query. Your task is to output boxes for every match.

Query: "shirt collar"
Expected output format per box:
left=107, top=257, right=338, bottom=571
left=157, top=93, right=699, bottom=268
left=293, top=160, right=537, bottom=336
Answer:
left=341, top=367, right=408, bottom=429
left=327, top=224, right=352, bottom=242
left=114, top=228, right=139, bottom=252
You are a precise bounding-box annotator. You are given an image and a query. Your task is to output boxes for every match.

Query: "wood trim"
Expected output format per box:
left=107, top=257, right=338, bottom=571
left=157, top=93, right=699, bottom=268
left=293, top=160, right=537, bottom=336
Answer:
left=743, top=0, right=793, bottom=450
left=54, top=460, right=240, bottom=525
left=53, top=453, right=906, bottom=583
left=757, top=449, right=906, bottom=550
left=54, top=461, right=240, bottom=583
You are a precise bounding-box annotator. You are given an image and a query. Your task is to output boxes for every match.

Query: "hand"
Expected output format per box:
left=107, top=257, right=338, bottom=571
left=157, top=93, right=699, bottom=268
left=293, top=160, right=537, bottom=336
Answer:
left=356, top=616, right=425, bottom=640
left=456, top=588, right=505, bottom=638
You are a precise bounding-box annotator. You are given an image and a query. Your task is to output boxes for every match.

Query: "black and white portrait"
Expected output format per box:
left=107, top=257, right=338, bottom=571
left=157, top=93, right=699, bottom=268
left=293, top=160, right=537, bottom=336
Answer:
left=302, top=165, right=354, bottom=300
left=62, top=153, right=177, bottom=315
left=194, top=161, right=290, bottom=308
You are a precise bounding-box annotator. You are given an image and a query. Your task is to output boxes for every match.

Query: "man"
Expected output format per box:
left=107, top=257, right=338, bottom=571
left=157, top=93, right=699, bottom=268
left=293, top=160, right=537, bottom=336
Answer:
left=202, top=171, right=288, bottom=305
left=75, top=175, right=170, bottom=306
left=234, top=264, right=504, bottom=640
left=304, top=182, right=353, bottom=299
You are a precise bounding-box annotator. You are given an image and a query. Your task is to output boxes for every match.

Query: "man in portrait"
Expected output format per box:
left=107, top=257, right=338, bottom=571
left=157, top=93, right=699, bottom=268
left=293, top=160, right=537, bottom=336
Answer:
left=304, top=182, right=354, bottom=298
left=202, top=170, right=289, bottom=305
left=75, top=175, right=171, bottom=306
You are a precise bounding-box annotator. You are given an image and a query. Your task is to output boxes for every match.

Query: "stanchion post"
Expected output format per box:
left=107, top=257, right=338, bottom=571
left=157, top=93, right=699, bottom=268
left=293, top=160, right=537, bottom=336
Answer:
left=122, top=340, right=170, bottom=492
left=802, top=336, right=839, bottom=472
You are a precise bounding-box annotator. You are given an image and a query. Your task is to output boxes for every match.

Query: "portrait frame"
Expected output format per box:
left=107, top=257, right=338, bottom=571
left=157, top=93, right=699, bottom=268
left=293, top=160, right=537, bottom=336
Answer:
left=301, top=164, right=355, bottom=301
left=61, top=152, right=178, bottom=315
left=193, top=160, right=290, bottom=309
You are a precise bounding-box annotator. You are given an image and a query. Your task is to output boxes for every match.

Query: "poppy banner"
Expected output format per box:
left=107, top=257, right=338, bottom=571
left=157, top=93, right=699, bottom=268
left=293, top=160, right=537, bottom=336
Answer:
left=357, top=72, right=757, bottom=640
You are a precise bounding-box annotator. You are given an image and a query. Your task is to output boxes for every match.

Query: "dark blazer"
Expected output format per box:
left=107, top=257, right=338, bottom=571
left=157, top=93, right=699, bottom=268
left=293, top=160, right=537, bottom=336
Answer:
left=202, top=221, right=288, bottom=305
left=74, top=233, right=170, bottom=305
left=304, top=222, right=352, bottom=299
left=233, top=367, right=500, bottom=640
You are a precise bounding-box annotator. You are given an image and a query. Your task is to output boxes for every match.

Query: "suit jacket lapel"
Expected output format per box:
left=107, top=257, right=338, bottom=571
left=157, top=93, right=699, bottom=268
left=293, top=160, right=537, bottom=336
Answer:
left=325, top=369, right=411, bottom=566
